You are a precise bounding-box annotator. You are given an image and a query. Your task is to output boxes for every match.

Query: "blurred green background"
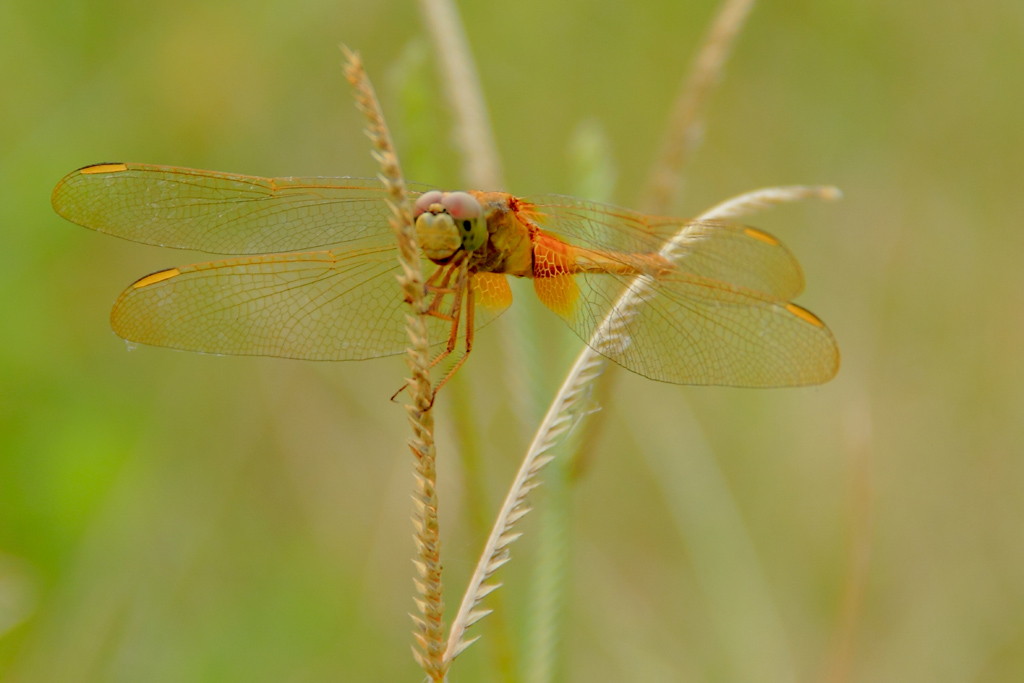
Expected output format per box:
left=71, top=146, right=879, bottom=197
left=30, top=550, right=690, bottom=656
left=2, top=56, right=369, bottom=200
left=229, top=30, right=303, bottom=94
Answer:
left=2, top=0, right=1023, bottom=681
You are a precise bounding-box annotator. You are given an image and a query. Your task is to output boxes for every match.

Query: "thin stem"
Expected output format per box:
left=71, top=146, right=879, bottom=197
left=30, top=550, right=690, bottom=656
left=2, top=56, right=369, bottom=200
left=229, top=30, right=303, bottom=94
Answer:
left=522, top=119, right=618, bottom=683
left=823, top=394, right=874, bottom=683
left=417, top=0, right=504, bottom=190
left=644, top=0, right=757, bottom=214
left=342, top=46, right=446, bottom=682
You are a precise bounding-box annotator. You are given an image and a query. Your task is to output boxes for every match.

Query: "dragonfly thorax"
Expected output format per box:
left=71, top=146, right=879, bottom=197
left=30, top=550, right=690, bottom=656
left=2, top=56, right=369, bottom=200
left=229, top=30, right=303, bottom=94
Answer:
left=413, top=190, right=487, bottom=262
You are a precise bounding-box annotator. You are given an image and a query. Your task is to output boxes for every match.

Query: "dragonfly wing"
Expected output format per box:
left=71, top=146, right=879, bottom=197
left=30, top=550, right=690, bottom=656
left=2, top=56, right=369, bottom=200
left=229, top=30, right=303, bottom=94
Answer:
left=657, top=220, right=806, bottom=300
left=111, top=247, right=508, bottom=361
left=470, top=272, right=513, bottom=328
left=113, top=246, right=438, bottom=360
left=535, top=270, right=838, bottom=387
left=528, top=196, right=805, bottom=299
left=526, top=194, right=665, bottom=254
left=52, top=163, right=432, bottom=254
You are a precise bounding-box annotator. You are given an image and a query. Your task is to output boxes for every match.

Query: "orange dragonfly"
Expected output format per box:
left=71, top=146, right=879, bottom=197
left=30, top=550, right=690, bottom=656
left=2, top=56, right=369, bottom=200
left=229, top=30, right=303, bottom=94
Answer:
left=52, top=163, right=839, bottom=390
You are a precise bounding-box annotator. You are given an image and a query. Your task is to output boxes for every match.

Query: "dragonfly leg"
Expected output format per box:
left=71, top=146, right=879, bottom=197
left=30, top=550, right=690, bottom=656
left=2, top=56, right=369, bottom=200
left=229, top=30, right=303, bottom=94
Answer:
left=432, top=273, right=475, bottom=400
left=389, top=260, right=469, bottom=403
left=425, top=265, right=456, bottom=312
left=426, top=261, right=468, bottom=370
left=423, top=259, right=469, bottom=317
left=407, top=262, right=457, bottom=312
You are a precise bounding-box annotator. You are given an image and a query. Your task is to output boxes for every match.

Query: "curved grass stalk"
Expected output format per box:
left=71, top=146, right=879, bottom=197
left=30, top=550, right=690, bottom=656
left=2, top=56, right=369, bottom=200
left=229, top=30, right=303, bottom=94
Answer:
left=523, top=435, right=572, bottom=683
left=444, top=345, right=608, bottom=666
left=445, top=183, right=841, bottom=664
left=342, top=47, right=446, bottom=681
left=700, top=184, right=842, bottom=219
left=644, top=0, right=757, bottom=214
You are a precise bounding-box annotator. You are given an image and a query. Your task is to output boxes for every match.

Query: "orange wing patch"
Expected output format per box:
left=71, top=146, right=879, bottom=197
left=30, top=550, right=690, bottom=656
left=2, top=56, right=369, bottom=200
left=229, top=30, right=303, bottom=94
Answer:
left=533, top=233, right=578, bottom=278
left=471, top=272, right=513, bottom=311
left=532, top=234, right=581, bottom=318
left=534, top=275, right=580, bottom=318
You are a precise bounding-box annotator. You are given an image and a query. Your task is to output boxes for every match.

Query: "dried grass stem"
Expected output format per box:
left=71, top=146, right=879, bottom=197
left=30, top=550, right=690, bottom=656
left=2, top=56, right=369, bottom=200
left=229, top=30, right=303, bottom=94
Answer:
left=342, top=46, right=446, bottom=681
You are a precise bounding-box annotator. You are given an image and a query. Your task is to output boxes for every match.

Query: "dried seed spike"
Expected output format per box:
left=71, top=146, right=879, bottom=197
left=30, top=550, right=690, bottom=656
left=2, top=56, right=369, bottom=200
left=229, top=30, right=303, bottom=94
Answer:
left=442, top=8, right=842, bottom=667
left=495, top=531, right=522, bottom=550
left=464, top=607, right=494, bottom=627
left=517, top=480, right=540, bottom=497
left=347, top=47, right=444, bottom=675
left=486, top=552, right=511, bottom=575
left=528, top=454, right=556, bottom=474
left=700, top=185, right=842, bottom=221
left=452, top=635, right=482, bottom=660
left=474, top=582, right=502, bottom=600
left=411, top=646, right=429, bottom=669
left=506, top=505, right=532, bottom=525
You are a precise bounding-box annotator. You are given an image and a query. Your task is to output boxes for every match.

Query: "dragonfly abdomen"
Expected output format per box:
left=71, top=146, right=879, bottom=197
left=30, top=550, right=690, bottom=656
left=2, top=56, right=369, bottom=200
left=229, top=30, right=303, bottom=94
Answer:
left=532, top=233, right=669, bottom=279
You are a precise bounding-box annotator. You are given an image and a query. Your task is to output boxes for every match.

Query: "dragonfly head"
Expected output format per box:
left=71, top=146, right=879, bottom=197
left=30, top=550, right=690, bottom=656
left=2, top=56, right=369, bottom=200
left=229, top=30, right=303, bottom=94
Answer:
left=413, top=190, right=487, bottom=261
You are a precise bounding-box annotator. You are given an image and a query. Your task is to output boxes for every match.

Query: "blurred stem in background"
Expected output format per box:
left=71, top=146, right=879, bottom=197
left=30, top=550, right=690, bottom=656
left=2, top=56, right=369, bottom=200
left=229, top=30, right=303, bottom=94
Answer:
left=625, top=395, right=797, bottom=683
left=822, top=392, right=874, bottom=683
left=643, top=0, right=756, bottom=216
left=417, top=0, right=504, bottom=192
left=523, top=119, right=617, bottom=683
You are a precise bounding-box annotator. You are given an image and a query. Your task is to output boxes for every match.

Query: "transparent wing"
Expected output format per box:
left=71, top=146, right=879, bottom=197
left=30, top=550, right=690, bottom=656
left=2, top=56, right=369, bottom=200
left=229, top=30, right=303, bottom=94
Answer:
left=656, top=220, right=806, bottom=300
left=527, top=194, right=805, bottom=299
left=535, top=269, right=838, bottom=387
left=526, top=194, right=668, bottom=254
left=52, top=163, right=434, bottom=255
left=111, top=246, right=508, bottom=360
left=525, top=195, right=835, bottom=386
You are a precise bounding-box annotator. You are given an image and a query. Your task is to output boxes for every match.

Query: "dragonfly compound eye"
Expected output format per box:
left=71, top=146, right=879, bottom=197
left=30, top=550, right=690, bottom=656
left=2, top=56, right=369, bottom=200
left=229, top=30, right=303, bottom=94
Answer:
left=442, top=192, right=486, bottom=252
left=440, top=191, right=481, bottom=220
left=413, top=190, right=444, bottom=217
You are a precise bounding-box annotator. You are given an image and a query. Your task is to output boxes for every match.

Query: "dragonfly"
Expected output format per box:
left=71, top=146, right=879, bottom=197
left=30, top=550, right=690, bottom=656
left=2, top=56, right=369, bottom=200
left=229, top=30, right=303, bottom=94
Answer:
left=51, top=163, right=839, bottom=392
